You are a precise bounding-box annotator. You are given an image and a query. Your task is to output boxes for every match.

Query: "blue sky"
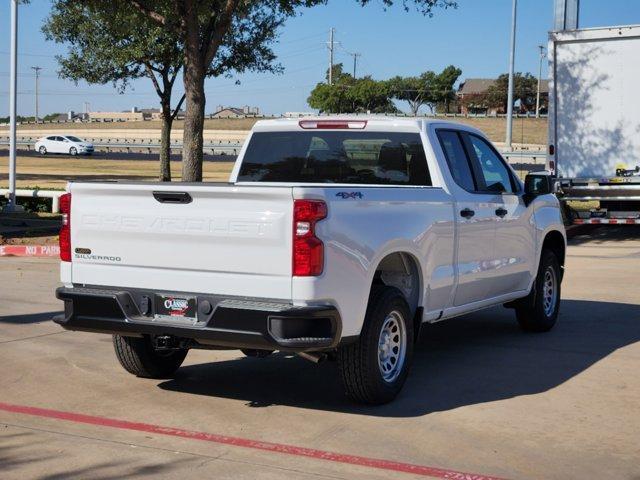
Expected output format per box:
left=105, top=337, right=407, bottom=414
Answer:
left=1, top=0, right=640, bottom=117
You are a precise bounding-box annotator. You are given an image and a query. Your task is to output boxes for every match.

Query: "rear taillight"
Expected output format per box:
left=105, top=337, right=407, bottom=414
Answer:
left=59, top=193, right=71, bottom=262
left=293, top=199, right=327, bottom=276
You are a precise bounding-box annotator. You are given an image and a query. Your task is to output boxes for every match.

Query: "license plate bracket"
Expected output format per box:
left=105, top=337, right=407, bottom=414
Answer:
left=154, top=295, right=197, bottom=322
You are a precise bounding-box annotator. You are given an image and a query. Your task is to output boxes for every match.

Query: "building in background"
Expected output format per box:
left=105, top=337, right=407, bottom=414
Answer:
left=87, top=106, right=185, bottom=122
left=211, top=105, right=260, bottom=118
left=457, top=78, right=549, bottom=115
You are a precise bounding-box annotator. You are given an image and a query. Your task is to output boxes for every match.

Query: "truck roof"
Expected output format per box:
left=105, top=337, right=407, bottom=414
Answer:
left=252, top=116, right=469, bottom=133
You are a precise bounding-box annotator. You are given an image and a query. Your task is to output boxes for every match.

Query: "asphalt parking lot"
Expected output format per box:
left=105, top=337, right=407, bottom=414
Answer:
left=1, top=226, right=639, bottom=480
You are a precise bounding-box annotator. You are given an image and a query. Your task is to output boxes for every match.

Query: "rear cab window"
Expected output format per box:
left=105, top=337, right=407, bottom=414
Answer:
left=435, top=129, right=476, bottom=191
left=237, top=131, right=431, bottom=186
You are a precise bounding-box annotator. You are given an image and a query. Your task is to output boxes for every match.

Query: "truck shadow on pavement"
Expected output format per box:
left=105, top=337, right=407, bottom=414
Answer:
left=158, top=299, right=640, bottom=417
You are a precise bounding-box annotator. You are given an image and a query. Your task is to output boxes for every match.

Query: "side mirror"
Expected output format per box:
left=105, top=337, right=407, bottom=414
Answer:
left=524, top=172, right=554, bottom=206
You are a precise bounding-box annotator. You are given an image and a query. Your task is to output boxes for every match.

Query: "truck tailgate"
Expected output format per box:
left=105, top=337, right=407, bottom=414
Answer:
left=69, top=182, right=293, bottom=300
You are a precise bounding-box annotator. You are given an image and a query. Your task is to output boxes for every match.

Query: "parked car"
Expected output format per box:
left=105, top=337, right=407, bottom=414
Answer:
left=35, top=135, right=94, bottom=156
left=52, top=117, right=566, bottom=404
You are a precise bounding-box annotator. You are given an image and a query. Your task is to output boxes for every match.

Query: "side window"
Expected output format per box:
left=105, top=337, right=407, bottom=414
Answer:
left=465, top=134, right=515, bottom=194
left=46, top=136, right=56, bottom=141
left=436, top=130, right=475, bottom=191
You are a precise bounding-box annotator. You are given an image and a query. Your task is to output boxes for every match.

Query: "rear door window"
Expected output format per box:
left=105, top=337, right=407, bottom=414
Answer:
left=237, top=131, right=431, bottom=185
left=436, top=130, right=476, bottom=191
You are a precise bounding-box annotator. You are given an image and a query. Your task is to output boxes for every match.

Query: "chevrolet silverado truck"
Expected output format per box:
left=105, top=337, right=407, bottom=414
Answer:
left=53, top=117, right=566, bottom=404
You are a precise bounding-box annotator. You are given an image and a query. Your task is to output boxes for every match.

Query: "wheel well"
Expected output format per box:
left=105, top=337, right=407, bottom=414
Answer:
left=372, top=252, right=421, bottom=319
left=542, top=230, right=565, bottom=278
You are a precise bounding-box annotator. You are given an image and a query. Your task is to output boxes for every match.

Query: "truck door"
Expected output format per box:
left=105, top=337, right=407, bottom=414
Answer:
left=461, top=133, right=535, bottom=298
left=435, top=129, right=497, bottom=307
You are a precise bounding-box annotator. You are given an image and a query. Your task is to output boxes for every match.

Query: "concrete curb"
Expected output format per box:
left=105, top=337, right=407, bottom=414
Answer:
left=0, top=245, right=59, bottom=257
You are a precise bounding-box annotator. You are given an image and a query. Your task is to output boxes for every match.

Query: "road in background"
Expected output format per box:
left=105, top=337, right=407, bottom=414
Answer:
left=1, top=227, right=639, bottom=480
left=0, top=148, right=235, bottom=163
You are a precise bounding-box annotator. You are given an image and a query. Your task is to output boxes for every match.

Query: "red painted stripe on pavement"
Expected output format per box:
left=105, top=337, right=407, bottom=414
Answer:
left=0, top=401, right=505, bottom=480
left=0, top=245, right=60, bottom=257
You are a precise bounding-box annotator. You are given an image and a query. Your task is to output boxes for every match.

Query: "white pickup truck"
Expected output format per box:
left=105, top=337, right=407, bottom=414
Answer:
left=54, top=117, right=566, bottom=404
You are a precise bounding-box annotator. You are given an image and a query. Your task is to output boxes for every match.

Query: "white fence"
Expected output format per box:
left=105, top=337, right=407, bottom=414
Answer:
left=0, top=188, right=64, bottom=213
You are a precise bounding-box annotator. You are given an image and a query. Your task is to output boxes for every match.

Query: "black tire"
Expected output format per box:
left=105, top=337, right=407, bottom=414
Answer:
left=38, top=146, right=47, bottom=155
left=112, top=334, right=187, bottom=378
left=516, top=249, right=561, bottom=332
left=69, top=147, right=77, bottom=156
left=338, top=286, right=414, bottom=405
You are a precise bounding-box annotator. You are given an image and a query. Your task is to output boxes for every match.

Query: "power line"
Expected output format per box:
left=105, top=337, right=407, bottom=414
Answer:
left=0, top=50, right=56, bottom=58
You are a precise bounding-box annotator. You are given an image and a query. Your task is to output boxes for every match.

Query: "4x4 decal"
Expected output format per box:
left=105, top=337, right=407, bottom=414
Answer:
left=335, top=192, right=363, bottom=199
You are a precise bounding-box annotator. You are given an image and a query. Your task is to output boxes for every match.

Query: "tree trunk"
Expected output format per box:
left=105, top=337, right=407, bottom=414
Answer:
left=182, top=72, right=205, bottom=181
left=181, top=9, right=206, bottom=183
left=159, top=104, right=172, bottom=182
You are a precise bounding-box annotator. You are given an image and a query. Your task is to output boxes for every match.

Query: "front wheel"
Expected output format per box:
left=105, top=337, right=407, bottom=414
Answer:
left=338, top=286, right=414, bottom=405
left=112, top=334, right=187, bottom=378
left=38, top=146, right=47, bottom=155
left=69, top=147, right=77, bottom=156
left=516, top=249, right=561, bottom=332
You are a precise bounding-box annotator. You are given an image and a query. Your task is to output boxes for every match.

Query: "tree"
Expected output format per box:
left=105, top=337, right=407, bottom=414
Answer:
left=432, top=65, right=462, bottom=113
left=43, top=1, right=184, bottom=181
left=308, top=64, right=396, bottom=114
left=387, top=72, right=437, bottom=115
left=129, top=0, right=457, bottom=181
left=485, top=72, right=538, bottom=113
left=43, top=113, right=63, bottom=121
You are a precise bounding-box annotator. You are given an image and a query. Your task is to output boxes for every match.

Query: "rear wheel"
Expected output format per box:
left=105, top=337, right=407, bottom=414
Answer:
left=69, top=147, right=77, bottom=156
left=338, top=286, right=414, bottom=405
left=38, top=146, right=47, bottom=155
left=112, top=334, right=187, bottom=378
left=516, top=249, right=561, bottom=332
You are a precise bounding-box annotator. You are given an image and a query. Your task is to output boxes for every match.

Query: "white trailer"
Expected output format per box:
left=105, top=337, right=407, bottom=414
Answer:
left=548, top=24, right=640, bottom=224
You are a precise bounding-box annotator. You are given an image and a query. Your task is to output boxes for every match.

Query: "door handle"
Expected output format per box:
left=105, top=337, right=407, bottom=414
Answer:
left=495, top=207, right=508, bottom=217
left=152, top=191, right=192, bottom=204
left=460, top=208, right=475, bottom=219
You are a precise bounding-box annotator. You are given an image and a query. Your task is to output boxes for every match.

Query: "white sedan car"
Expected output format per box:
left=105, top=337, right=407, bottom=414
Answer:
left=35, top=135, right=94, bottom=156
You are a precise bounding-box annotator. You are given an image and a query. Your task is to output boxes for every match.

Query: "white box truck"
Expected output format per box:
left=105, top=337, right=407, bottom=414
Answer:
left=548, top=24, right=640, bottom=224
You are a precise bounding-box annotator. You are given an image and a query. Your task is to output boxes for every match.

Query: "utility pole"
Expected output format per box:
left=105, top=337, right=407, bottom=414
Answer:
left=31, top=66, right=42, bottom=122
left=505, top=0, right=518, bottom=149
left=4, top=0, right=21, bottom=213
left=535, top=45, right=545, bottom=118
left=327, top=28, right=335, bottom=85
left=350, top=52, right=362, bottom=79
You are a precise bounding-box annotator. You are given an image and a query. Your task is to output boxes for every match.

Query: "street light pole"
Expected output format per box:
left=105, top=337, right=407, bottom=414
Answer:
left=535, top=45, right=545, bottom=118
left=505, top=0, right=518, bottom=149
left=4, top=0, right=21, bottom=213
